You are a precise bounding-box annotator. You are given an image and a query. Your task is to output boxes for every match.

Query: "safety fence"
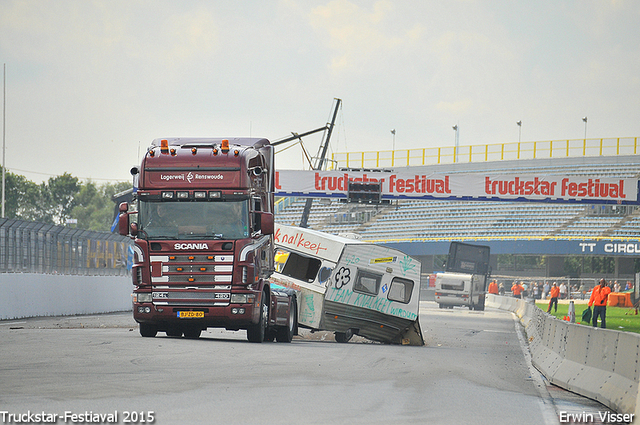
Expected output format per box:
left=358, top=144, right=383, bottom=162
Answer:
left=0, top=218, right=131, bottom=276
left=331, top=136, right=639, bottom=169
left=487, top=294, right=640, bottom=416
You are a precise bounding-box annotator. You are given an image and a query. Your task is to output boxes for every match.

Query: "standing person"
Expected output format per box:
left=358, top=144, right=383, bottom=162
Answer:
left=511, top=281, right=524, bottom=299
left=547, top=282, right=560, bottom=313
left=543, top=281, right=550, bottom=300
left=589, top=278, right=612, bottom=328
left=559, top=282, right=567, bottom=300
left=498, top=282, right=505, bottom=296
left=488, top=280, right=499, bottom=295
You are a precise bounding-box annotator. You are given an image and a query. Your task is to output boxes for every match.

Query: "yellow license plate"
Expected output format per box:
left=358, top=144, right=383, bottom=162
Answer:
left=177, top=311, right=204, bottom=318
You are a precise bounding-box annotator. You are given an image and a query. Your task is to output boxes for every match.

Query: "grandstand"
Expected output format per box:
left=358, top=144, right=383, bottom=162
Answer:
left=274, top=143, right=640, bottom=282
left=275, top=155, right=640, bottom=242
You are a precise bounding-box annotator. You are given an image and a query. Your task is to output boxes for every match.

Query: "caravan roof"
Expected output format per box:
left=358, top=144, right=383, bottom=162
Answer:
left=274, top=223, right=363, bottom=263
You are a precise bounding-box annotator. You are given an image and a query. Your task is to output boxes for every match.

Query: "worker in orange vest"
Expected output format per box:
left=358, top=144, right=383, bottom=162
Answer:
left=547, top=282, right=560, bottom=313
left=589, top=278, right=612, bottom=328
left=488, top=280, right=499, bottom=295
left=511, top=282, right=524, bottom=298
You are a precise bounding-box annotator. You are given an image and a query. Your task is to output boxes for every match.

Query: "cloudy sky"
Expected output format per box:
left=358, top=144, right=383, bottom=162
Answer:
left=1, top=0, right=639, bottom=183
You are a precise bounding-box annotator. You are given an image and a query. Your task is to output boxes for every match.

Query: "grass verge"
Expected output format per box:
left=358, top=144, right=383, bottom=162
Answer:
left=535, top=301, right=640, bottom=334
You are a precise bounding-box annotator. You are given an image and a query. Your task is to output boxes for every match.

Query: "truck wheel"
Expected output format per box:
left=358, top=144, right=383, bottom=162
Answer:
left=276, top=297, right=297, bottom=343
left=183, top=326, right=202, bottom=339
left=139, top=323, right=157, bottom=338
left=477, top=297, right=486, bottom=311
left=166, top=326, right=182, bottom=338
left=335, top=329, right=353, bottom=343
left=247, top=291, right=268, bottom=343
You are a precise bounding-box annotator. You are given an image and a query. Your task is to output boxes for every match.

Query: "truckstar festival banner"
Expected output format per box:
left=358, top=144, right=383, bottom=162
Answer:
left=274, top=170, right=639, bottom=204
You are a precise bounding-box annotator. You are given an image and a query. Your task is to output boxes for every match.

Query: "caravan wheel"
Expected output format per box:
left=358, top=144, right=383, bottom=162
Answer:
left=335, top=329, right=353, bottom=343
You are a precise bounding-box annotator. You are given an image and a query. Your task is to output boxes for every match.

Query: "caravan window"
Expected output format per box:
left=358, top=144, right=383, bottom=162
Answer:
left=277, top=249, right=322, bottom=283
left=354, top=270, right=382, bottom=296
left=388, top=277, right=414, bottom=304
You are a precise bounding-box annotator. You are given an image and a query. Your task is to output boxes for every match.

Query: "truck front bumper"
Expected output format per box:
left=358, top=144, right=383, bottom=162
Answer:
left=132, top=300, right=259, bottom=331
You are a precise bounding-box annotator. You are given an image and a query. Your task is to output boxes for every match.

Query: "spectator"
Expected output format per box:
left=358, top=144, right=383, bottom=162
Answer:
left=589, top=278, right=612, bottom=329
left=543, top=282, right=550, bottom=300
left=547, top=282, right=560, bottom=313
left=578, top=283, right=586, bottom=300
left=498, top=283, right=505, bottom=296
left=488, top=280, right=499, bottom=295
left=613, top=281, right=621, bottom=293
left=511, top=281, right=524, bottom=299
left=559, top=282, right=568, bottom=300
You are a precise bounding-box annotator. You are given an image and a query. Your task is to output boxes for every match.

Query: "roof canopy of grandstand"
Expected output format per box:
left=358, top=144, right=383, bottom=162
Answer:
left=274, top=137, right=640, bottom=277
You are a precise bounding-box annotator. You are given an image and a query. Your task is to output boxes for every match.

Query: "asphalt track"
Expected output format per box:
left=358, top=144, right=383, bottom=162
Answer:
left=0, top=301, right=612, bottom=425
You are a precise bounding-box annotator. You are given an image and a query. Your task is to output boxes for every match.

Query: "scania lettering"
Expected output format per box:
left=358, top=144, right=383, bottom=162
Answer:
left=119, top=138, right=297, bottom=342
left=174, top=243, right=209, bottom=250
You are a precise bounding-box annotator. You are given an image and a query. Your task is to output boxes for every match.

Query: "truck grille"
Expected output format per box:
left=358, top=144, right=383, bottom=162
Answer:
left=149, top=254, right=233, bottom=306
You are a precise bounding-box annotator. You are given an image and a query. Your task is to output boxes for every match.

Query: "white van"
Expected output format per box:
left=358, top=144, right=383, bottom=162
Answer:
left=270, top=224, right=423, bottom=345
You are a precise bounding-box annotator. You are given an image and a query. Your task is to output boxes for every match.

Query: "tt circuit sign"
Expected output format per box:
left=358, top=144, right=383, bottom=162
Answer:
left=274, top=170, right=639, bottom=205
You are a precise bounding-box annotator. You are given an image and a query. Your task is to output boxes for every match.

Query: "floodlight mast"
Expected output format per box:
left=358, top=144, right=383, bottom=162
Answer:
left=271, top=98, right=342, bottom=228
left=299, top=98, right=341, bottom=228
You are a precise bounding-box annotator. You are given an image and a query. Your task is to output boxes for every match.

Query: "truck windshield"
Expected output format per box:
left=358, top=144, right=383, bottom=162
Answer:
left=138, top=200, right=249, bottom=240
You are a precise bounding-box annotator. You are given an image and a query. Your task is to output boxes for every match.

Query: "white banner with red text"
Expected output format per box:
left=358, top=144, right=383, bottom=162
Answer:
left=274, top=170, right=638, bottom=204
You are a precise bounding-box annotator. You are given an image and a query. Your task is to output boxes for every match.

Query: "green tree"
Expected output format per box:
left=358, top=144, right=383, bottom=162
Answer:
left=71, top=181, right=131, bottom=231
left=44, top=173, right=80, bottom=225
left=4, top=172, right=48, bottom=221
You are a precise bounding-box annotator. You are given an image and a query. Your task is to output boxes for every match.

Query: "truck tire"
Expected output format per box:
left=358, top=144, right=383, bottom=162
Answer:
left=183, top=326, right=202, bottom=339
left=477, top=296, right=486, bottom=311
left=247, top=291, right=268, bottom=343
left=166, top=326, right=182, bottom=338
left=139, top=323, right=157, bottom=338
left=276, top=297, right=296, bottom=343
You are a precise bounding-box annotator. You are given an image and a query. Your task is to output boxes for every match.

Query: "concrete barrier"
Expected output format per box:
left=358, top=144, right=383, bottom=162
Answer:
left=487, top=294, right=640, bottom=416
left=0, top=273, right=132, bottom=320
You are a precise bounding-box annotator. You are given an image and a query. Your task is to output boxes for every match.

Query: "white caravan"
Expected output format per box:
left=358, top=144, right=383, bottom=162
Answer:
left=270, top=224, right=423, bottom=345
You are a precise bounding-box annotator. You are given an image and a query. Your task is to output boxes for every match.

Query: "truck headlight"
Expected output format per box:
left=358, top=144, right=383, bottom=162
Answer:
left=231, top=294, right=255, bottom=304
left=136, top=293, right=153, bottom=303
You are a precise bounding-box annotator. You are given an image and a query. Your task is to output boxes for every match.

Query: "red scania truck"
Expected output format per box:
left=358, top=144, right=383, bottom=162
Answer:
left=118, top=137, right=297, bottom=342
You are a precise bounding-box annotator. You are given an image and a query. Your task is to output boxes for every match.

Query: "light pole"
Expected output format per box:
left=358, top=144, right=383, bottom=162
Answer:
left=582, top=117, right=588, bottom=140
left=516, top=121, right=522, bottom=143
left=2, top=63, right=5, bottom=219
left=452, top=125, right=459, bottom=163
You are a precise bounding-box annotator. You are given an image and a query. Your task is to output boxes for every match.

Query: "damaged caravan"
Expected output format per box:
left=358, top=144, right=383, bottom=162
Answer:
left=270, top=224, right=423, bottom=345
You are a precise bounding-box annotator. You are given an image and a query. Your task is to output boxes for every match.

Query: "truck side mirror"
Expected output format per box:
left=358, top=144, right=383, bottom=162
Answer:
left=258, top=212, right=274, bottom=235
left=118, top=212, right=130, bottom=236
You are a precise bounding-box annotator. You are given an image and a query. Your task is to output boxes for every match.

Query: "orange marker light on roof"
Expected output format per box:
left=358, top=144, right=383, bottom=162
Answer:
left=161, top=139, right=169, bottom=154
left=221, top=139, right=230, bottom=153
left=191, top=147, right=197, bottom=155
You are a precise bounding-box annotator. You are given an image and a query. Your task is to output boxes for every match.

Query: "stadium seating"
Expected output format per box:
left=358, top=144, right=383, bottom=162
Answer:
left=275, top=157, right=640, bottom=242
